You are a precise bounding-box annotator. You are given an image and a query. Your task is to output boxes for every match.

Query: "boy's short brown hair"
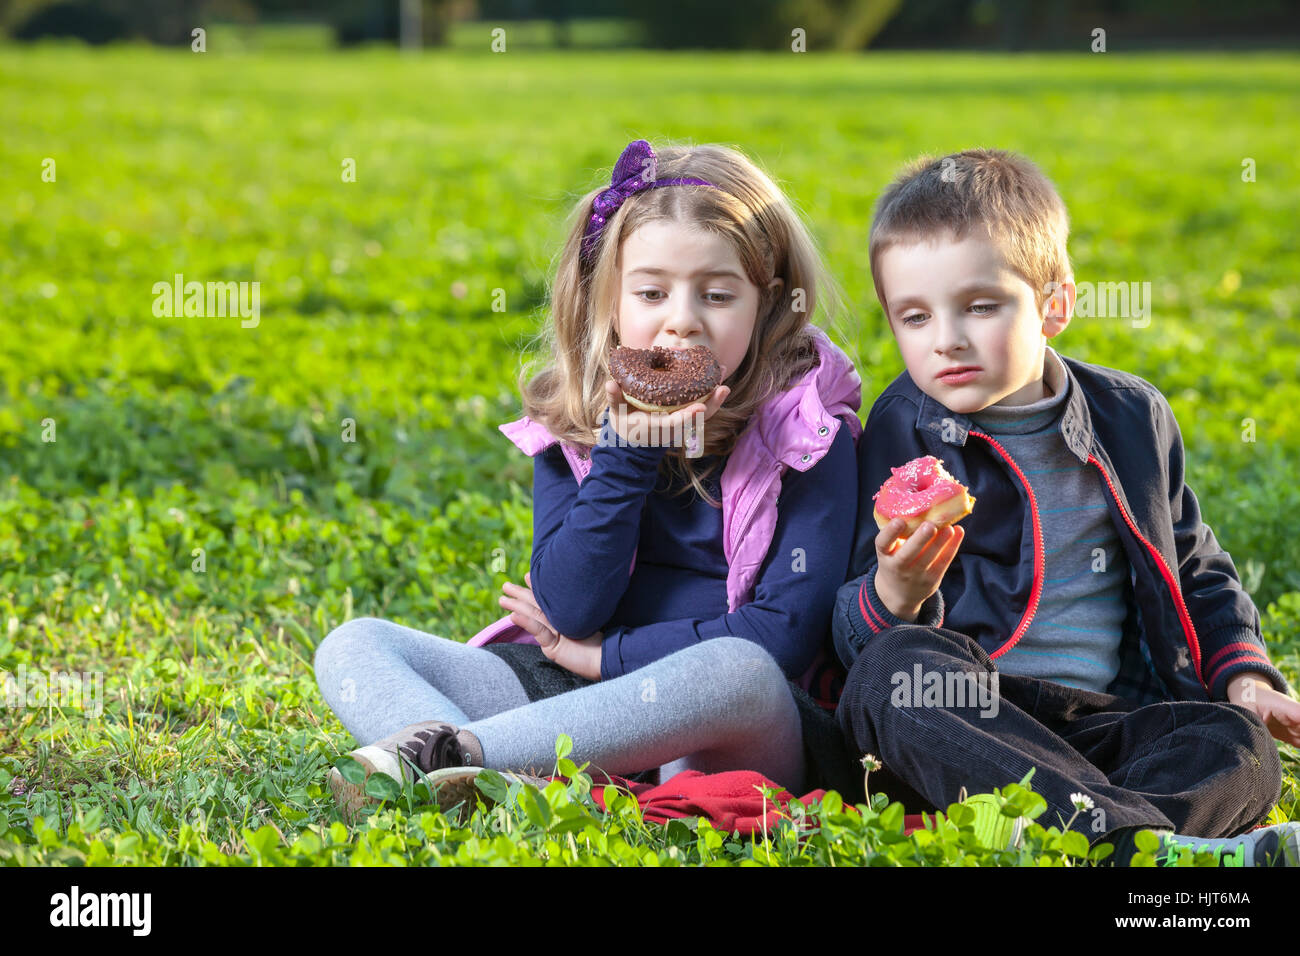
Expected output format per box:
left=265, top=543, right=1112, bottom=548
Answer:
left=869, top=148, right=1072, bottom=317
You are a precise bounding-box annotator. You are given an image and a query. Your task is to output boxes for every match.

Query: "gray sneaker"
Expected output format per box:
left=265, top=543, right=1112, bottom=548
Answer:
left=414, top=766, right=551, bottom=823
left=327, top=719, right=485, bottom=823
left=1157, top=822, right=1300, bottom=867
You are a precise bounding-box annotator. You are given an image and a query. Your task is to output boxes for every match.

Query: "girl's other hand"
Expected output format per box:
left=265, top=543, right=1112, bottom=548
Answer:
left=498, top=572, right=603, bottom=681
left=499, top=579, right=560, bottom=651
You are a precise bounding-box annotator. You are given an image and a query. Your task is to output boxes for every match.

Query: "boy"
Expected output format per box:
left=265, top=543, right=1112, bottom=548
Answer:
left=834, top=148, right=1300, bottom=865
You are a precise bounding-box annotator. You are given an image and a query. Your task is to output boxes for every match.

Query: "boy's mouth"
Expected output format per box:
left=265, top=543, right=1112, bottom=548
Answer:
left=937, top=366, right=982, bottom=385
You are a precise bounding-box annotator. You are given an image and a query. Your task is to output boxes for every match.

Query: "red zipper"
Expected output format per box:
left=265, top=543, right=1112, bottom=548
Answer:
left=967, top=430, right=1044, bottom=657
left=1087, top=454, right=1205, bottom=687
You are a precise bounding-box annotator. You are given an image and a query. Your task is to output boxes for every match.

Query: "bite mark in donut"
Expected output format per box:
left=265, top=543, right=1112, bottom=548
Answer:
left=609, top=345, right=722, bottom=413
left=873, top=455, right=976, bottom=536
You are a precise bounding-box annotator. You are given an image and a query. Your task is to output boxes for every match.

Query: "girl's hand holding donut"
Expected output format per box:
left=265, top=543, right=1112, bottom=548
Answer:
left=873, top=517, right=964, bottom=623
left=602, top=374, right=730, bottom=447
left=498, top=572, right=603, bottom=681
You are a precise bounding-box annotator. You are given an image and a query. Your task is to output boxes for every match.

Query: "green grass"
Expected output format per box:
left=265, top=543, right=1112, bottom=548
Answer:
left=1, top=47, right=1297, bottom=865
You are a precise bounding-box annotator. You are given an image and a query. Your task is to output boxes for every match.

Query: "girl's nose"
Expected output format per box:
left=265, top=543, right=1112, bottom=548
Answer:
left=665, top=298, right=704, bottom=339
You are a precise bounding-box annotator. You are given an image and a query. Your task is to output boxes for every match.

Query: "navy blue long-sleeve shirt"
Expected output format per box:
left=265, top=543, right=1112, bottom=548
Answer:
left=528, top=422, right=857, bottom=681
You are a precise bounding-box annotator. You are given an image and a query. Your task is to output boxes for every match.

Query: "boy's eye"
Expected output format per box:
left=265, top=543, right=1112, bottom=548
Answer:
left=969, top=303, right=998, bottom=314
left=900, top=313, right=928, bottom=327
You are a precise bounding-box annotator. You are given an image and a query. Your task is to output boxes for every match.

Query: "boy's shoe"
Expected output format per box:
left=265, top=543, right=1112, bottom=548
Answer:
left=1156, top=822, right=1300, bottom=867
left=957, top=792, right=1027, bottom=851
left=327, top=719, right=486, bottom=823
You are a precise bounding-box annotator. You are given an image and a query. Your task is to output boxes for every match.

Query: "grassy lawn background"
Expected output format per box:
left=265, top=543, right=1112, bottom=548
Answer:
left=1, top=45, right=1298, bottom=864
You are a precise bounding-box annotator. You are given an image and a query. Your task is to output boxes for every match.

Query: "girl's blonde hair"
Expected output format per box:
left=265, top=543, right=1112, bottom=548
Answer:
left=516, top=140, right=839, bottom=506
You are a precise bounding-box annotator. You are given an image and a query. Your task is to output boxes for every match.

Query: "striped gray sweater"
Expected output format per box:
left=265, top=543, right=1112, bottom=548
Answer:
left=968, top=346, right=1131, bottom=692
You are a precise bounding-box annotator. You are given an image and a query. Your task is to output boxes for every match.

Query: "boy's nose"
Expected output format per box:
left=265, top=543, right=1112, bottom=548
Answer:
left=933, top=314, right=970, bottom=353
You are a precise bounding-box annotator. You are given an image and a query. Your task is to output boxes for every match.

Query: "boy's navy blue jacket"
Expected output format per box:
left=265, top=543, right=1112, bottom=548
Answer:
left=833, top=353, right=1290, bottom=705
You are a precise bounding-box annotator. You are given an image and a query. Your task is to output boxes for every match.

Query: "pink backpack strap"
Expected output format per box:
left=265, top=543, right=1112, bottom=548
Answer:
left=466, top=614, right=538, bottom=648
left=471, top=418, right=630, bottom=648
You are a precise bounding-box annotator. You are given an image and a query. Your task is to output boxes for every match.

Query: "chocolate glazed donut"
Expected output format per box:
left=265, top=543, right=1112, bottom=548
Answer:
left=608, top=345, right=722, bottom=412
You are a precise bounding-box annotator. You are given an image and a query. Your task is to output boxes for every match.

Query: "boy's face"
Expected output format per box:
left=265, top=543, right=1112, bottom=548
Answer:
left=876, top=230, right=1073, bottom=414
left=615, top=219, right=781, bottom=383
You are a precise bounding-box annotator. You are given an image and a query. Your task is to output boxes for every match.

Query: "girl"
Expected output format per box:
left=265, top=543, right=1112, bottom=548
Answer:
left=315, top=139, right=864, bottom=821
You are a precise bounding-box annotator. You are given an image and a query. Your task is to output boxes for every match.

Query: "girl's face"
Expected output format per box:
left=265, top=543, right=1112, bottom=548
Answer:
left=615, top=220, right=781, bottom=382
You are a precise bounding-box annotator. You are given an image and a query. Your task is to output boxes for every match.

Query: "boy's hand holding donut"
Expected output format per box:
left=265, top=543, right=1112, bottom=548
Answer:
left=873, top=518, right=964, bottom=623
left=871, top=456, right=973, bottom=622
left=499, top=572, right=604, bottom=681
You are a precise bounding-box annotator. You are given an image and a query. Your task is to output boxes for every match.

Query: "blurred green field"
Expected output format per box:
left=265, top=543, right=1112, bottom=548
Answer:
left=1, top=46, right=1298, bottom=865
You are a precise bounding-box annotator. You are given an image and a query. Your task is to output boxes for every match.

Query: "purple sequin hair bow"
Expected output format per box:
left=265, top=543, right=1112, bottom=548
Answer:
left=580, top=140, right=719, bottom=264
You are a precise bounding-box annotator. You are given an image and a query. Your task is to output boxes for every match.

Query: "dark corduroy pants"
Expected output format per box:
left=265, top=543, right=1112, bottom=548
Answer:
left=836, top=625, right=1282, bottom=842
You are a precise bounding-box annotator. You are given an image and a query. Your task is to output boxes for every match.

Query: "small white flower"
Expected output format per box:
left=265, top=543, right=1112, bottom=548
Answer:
left=860, top=753, right=882, bottom=772
left=1070, top=792, right=1094, bottom=811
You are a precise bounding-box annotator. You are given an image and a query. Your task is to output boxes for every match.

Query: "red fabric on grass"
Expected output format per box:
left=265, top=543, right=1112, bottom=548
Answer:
left=555, top=768, right=926, bottom=837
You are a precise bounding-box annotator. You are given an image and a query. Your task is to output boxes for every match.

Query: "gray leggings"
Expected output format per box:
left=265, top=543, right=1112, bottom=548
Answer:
left=314, top=617, right=806, bottom=791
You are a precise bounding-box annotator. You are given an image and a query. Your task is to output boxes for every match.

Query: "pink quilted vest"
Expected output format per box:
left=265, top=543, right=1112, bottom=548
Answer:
left=467, top=325, right=863, bottom=699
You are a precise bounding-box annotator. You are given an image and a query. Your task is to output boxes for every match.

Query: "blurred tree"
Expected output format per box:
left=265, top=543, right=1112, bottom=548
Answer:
left=632, top=0, right=903, bottom=50
left=538, top=0, right=573, bottom=47
left=10, top=0, right=204, bottom=43
left=8, top=0, right=1296, bottom=47
left=477, top=0, right=620, bottom=46
left=332, top=0, right=469, bottom=45
left=787, top=0, right=904, bottom=49
left=110, top=0, right=205, bottom=44
left=5, top=0, right=474, bottom=45
left=10, top=0, right=127, bottom=42
left=871, top=0, right=1300, bottom=49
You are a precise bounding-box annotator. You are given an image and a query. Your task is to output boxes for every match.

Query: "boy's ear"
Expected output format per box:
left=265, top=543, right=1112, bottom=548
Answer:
left=1042, top=276, right=1075, bottom=338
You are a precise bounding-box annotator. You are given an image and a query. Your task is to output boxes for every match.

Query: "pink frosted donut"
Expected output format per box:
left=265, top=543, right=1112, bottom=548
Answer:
left=872, top=456, right=976, bottom=536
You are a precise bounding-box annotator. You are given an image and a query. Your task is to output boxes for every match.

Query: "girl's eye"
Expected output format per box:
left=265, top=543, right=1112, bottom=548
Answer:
left=635, top=290, right=665, bottom=302
left=969, top=303, right=999, bottom=314
left=900, top=313, right=928, bottom=327
left=705, top=292, right=735, bottom=304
